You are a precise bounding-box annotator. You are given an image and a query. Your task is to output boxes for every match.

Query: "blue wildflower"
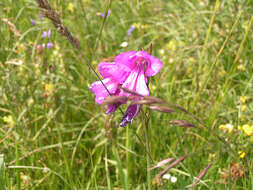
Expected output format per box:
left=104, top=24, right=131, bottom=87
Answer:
left=46, top=42, right=53, bottom=49
left=42, top=29, right=51, bottom=38
left=38, top=13, right=42, bottom=19
left=30, top=19, right=35, bottom=26
left=127, top=24, right=135, bottom=36
left=100, top=10, right=111, bottom=19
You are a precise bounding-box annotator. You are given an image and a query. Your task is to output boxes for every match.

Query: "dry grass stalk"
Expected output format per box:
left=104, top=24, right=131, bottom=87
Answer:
left=103, top=96, right=127, bottom=105
left=143, top=96, right=166, bottom=104
left=173, top=104, right=188, bottom=113
left=101, top=56, right=116, bottom=62
left=2, top=18, right=21, bottom=37
left=34, top=0, right=80, bottom=50
left=149, top=43, right=152, bottom=54
left=190, top=163, right=212, bottom=189
left=120, top=87, right=144, bottom=97
left=149, top=158, right=174, bottom=170
left=34, top=0, right=113, bottom=98
left=147, top=105, right=174, bottom=113
left=170, top=120, right=195, bottom=128
left=156, top=155, right=188, bottom=179
left=134, top=99, right=159, bottom=105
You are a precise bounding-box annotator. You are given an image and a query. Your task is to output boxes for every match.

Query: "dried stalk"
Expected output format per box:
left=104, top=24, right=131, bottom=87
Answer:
left=190, top=163, right=212, bottom=189
left=156, top=155, right=188, bottom=179
left=2, top=18, right=21, bottom=37
left=34, top=0, right=112, bottom=98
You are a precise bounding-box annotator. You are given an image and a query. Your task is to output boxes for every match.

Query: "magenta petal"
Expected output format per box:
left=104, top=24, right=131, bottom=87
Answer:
left=90, top=78, right=118, bottom=104
left=99, top=62, right=130, bottom=84
left=120, top=69, right=149, bottom=97
left=135, top=71, right=149, bottom=96
left=145, top=55, right=163, bottom=77
left=120, top=70, right=138, bottom=97
left=135, top=51, right=150, bottom=58
left=98, top=62, right=117, bottom=78
left=115, top=51, right=137, bottom=70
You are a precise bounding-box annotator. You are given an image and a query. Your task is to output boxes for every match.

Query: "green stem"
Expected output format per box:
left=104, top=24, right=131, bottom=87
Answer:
left=126, top=125, right=131, bottom=184
left=195, top=0, right=220, bottom=92
left=144, top=110, right=151, bottom=190
left=15, top=142, right=20, bottom=190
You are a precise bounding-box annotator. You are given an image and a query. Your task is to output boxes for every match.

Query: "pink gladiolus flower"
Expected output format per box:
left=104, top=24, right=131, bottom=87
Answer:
left=90, top=51, right=162, bottom=126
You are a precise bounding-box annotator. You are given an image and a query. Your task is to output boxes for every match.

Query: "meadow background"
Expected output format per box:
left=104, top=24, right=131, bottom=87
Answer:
left=0, top=0, right=253, bottom=189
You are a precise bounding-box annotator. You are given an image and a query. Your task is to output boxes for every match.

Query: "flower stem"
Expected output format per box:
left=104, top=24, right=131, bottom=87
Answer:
left=144, top=110, right=151, bottom=190
left=126, top=125, right=131, bottom=185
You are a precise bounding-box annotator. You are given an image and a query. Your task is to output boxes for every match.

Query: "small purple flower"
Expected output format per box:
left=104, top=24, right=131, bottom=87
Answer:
left=90, top=51, right=163, bottom=127
left=41, top=42, right=53, bottom=49
left=48, top=29, right=51, bottom=38
left=30, top=19, right=35, bottom=26
left=120, top=104, right=141, bottom=127
left=38, top=13, right=42, bottom=20
left=42, top=31, right=47, bottom=38
left=46, top=42, right=53, bottom=49
left=127, top=25, right=135, bottom=36
left=100, top=10, right=111, bottom=19
left=42, top=29, right=51, bottom=38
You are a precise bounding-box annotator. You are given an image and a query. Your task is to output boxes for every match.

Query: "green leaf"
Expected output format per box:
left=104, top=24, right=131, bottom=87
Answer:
left=0, top=154, right=6, bottom=190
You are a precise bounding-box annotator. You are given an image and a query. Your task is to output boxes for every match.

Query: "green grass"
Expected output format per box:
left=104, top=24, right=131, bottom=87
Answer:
left=0, top=0, right=253, bottom=189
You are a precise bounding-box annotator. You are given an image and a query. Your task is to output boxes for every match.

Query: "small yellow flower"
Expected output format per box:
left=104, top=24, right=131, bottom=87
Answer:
left=44, top=82, right=54, bottom=98
left=240, top=96, right=248, bottom=103
left=241, top=124, right=253, bottom=136
left=241, top=105, right=247, bottom=112
left=141, top=24, right=149, bottom=29
left=237, top=64, right=246, bottom=71
left=149, top=84, right=156, bottom=91
left=219, top=124, right=234, bottom=133
left=219, top=124, right=226, bottom=130
left=27, top=97, right=34, bottom=106
left=67, top=3, right=74, bottom=12
left=91, top=60, right=97, bottom=65
left=20, top=172, right=31, bottom=187
left=3, top=115, right=15, bottom=127
left=238, top=151, right=246, bottom=159
left=238, top=125, right=242, bottom=131
left=15, top=42, right=26, bottom=54
left=133, top=23, right=141, bottom=29
left=166, top=40, right=177, bottom=51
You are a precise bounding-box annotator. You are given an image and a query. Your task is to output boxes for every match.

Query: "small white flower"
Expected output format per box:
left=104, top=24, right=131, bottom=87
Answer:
left=159, top=49, right=165, bottom=55
left=170, top=176, right=177, bottom=183
left=120, top=41, right=128, bottom=47
left=162, top=173, right=171, bottom=180
left=43, top=167, right=49, bottom=173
